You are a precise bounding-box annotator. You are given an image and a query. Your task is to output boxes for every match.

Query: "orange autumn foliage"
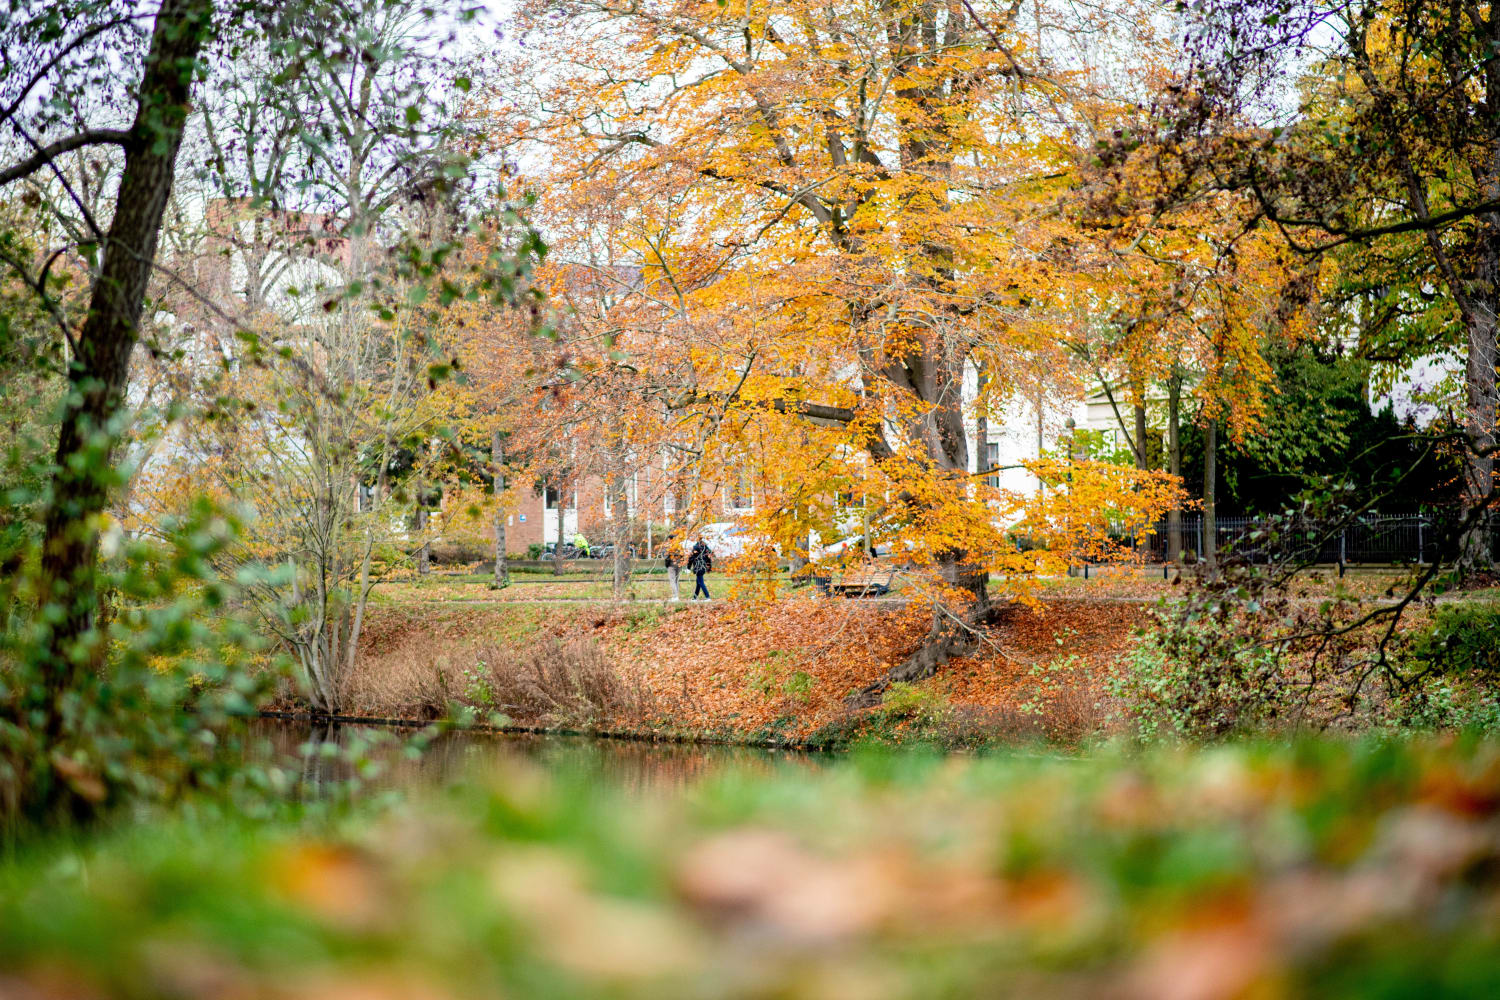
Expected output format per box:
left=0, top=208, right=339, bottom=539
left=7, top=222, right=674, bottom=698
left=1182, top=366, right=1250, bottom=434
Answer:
left=466, top=0, right=1184, bottom=653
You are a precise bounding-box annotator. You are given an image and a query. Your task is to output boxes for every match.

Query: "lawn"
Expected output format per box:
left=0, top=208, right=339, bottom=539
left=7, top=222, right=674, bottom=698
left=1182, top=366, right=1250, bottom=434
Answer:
left=375, top=563, right=1500, bottom=606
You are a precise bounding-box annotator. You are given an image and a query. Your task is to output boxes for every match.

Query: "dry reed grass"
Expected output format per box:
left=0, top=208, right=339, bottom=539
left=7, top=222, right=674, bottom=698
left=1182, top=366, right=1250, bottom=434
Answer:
left=347, top=631, right=658, bottom=728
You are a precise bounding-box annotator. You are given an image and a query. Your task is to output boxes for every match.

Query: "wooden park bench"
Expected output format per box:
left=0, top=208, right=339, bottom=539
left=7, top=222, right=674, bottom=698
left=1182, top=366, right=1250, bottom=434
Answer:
left=811, top=565, right=898, bottom=597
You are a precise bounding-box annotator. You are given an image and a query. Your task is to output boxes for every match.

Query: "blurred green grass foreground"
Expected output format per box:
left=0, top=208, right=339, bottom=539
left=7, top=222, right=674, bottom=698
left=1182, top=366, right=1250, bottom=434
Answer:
left=4, top=736, right=1500, bottom=1000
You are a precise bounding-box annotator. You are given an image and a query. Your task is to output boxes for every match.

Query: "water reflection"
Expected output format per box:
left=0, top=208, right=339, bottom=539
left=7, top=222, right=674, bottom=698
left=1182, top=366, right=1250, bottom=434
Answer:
left=251, top=718, right=826, bottom=796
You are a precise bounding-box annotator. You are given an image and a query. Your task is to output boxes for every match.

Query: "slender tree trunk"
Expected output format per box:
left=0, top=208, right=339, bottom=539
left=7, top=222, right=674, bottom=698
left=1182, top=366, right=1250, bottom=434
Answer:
left=1128, top=373, right=1152, bottom=470
left=610, top=468, right=630, bottom=600
left=1133, top=400, right=1149, bottom=471
left=1203, top=416, right=1218, bottom=572
left=1167, top=373, right=1184, bottom=564
left=36, top=0, right=213, bottom=699
left=415, top=500, right=430, bottom=576
left=974, top=364, right=989, bottom=488
left=554, top=479, right=567, bottom=576
left=492, top=428, right=509, bottom=588
left=788, top=521, right=808, bottom=577
left=347, top=437, right=391, bottom=682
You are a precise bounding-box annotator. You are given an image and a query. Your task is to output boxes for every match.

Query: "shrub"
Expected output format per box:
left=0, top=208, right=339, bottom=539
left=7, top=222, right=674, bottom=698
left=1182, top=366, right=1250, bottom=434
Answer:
left=428, top=539, right=492, bottom=566
left=341, top=632, right=459, bottom=721
left=1402, top=604, right=1500, bottom=678
left=782, top=670, right=815, bottom=703
left=1111, top=616, right=1287, bottom=741
left=1389, top=604, right=1500, bottom=731
left=1017, top=653, right=1110, bottom=744
left=1, top=502, right=288, bottom=830
left=880, top=681, right=950, bottom=725
left=745, top=653, right=815, bottom=706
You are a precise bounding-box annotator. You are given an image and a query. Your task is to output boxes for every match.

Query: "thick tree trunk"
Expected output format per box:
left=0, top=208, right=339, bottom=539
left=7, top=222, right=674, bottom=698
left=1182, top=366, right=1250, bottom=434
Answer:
left=1167, top=373, right=1184, bottom=564
left=492, top=428, right=509, bottom=588
left=1460, top=270, right=1499, bottom=568
left=867, top=556, right=990, bottom=695
left=37, top=0, right=212, bottom=697
left=1203, top=417, right=1218, bottom=572
left=868, top=333, right=991, bottom=691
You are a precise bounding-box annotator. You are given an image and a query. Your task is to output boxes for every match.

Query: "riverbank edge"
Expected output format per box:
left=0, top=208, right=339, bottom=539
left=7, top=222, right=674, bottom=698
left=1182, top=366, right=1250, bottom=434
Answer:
left=257, top=708, right=841, bottom=752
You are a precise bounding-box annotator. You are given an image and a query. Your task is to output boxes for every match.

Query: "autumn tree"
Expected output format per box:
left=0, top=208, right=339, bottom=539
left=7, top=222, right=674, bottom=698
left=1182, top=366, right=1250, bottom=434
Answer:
left=486, top=0, right=1179, bottom=679
left=1157, top=0, right=1500, bottom=564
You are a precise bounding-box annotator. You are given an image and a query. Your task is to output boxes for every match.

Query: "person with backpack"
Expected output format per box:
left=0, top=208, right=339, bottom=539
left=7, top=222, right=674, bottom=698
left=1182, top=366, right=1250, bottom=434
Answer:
left=663, top=547, right=682, bottom=602
left=687, top=538, right=713, bottom=600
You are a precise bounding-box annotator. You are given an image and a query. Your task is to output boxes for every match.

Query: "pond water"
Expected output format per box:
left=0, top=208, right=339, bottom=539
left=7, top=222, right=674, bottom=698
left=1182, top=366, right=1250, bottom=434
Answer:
left=253, top=718, right=827, bottom=796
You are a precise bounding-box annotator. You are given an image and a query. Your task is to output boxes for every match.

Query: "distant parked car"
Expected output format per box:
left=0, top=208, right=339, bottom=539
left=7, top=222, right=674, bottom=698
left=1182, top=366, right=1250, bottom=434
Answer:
left=698, top=521, right=754, bottom=559
left=814, top=535, right=893, bottom=560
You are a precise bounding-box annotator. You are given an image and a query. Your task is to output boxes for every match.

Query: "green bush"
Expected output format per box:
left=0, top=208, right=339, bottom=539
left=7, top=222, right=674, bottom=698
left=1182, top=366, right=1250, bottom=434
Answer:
left=1403, top=604, right=1500, bottom=678
left=1, top=501, right=288, bottom=831
left=1389, top=604, right=1500, bottom=732
left=1111, top=616, right=1286, bottom=741
left=880, top=681, right=950, bottom=725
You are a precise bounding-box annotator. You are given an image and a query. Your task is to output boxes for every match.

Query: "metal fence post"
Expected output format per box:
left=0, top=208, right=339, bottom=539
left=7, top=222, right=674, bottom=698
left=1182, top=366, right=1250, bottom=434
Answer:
left=1417, top=519, right=1424, bottom=565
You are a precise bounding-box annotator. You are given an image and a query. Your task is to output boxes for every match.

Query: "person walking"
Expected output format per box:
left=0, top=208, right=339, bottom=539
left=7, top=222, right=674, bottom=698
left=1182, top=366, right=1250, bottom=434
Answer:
left=664, top=548, right=682, bottom=602
left=687, top=538, right=713, bottom=600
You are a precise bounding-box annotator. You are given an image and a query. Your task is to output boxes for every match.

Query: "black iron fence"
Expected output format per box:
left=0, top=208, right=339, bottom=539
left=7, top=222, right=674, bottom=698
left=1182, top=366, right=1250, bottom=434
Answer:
left=1136, top=513, right=1498, bottom=567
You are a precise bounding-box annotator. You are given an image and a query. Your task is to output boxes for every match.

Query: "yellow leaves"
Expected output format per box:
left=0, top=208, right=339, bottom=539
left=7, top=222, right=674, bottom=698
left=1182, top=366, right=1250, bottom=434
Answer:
left=1019, top=457, right=1184, bottom=566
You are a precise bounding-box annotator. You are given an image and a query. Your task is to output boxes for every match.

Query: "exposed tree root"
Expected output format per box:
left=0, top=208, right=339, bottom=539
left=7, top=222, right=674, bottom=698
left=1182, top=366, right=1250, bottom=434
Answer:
left=848, top=566, right=998, bottom=707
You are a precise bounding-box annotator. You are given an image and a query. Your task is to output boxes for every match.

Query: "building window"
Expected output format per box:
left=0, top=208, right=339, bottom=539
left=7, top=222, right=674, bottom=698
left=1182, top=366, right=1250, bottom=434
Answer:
left=984, top=442, right=1000, bottom=488
left=544, top=485, right=576, bottom=510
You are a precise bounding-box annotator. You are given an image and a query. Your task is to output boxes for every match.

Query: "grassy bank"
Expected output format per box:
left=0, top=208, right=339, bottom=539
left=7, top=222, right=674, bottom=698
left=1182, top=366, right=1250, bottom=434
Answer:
left=294, top=559, right=1500, bottom=751
left=4, top=737, right=1499, bottom=999
left=325, top=596, right=1147, bottom=748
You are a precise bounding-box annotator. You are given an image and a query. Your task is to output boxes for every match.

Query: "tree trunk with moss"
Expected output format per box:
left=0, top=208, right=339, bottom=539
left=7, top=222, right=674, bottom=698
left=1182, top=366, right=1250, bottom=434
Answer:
left=36, top=0, right=213, bottom=708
